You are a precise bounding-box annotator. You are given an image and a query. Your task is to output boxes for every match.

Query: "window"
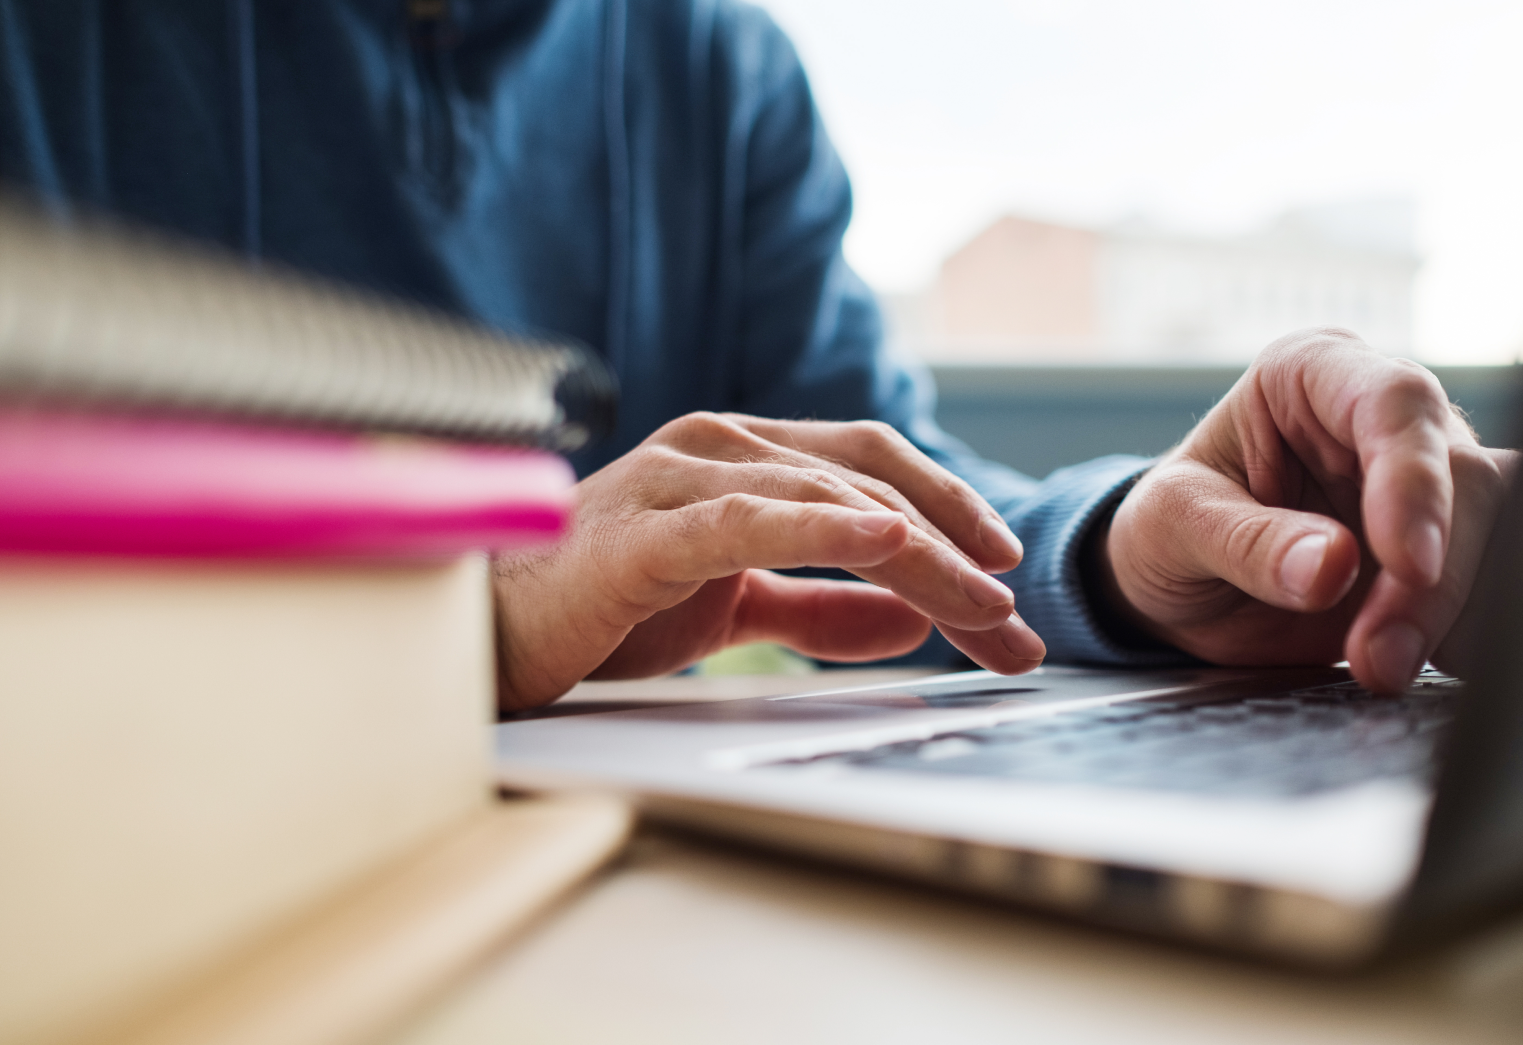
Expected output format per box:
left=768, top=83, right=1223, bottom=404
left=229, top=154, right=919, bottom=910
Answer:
left=762, top=0, right=1523, bottom=366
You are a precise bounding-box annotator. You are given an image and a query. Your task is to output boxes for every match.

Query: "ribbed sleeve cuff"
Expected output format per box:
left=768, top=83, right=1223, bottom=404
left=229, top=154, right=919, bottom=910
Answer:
left=1001, top=455, right=1191, bottom=666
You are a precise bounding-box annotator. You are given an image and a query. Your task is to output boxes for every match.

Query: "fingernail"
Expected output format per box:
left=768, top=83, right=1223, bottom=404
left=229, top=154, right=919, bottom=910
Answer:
left=963, top=568, right=1014, bottom=610
left=1408, top=519, right=1444, bottom=587
left=854, top=511, right=902, bottom=537
left=998, top=613, right=1047, bottom=663
left=1367, top=620, right=1426, bottom=692
left=1280, top=533, right=1328, bottom=600
left=980, top=514, right=1024, bottom=562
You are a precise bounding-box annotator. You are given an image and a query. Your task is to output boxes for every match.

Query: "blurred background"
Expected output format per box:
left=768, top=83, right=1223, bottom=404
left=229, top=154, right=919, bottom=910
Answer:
left=759, top=0, right=1522, bottom=476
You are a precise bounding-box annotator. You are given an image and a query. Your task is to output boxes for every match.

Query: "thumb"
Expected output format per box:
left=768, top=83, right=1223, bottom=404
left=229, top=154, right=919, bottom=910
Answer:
left=1129, top=462, right=1362, bottom=612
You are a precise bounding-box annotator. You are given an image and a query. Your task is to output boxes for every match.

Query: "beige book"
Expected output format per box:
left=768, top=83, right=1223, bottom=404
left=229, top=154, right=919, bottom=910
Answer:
left=0, top=554, right=609, bottom=1045
left=112, top=793, right=631, bottom=1045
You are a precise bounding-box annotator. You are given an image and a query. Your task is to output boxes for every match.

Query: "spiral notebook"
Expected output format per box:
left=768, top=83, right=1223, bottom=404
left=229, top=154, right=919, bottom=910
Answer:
left=0, top=197, right=616, bottom=451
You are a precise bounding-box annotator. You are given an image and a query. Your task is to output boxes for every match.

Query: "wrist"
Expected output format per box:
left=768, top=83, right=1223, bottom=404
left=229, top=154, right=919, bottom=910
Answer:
left=491, top=549, right=581, bottom=714
left=1077, top=499, right=1176, bottom=655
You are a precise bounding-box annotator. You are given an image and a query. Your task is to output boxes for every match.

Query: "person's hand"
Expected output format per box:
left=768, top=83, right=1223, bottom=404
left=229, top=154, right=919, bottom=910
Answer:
left=1102, top=327, right=1517, bottom=692
left=492, top=413, right=1045, bottom=710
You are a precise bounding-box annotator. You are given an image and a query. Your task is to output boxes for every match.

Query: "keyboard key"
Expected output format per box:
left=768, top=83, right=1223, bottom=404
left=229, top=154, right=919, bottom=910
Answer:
left=768, top=683, right=1462, bottom=797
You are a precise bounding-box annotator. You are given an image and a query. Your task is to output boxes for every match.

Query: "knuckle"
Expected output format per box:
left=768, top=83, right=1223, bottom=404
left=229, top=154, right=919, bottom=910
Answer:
left=658, top=410, right=741, bottom=449
left=1450, top=443, right=1504, bottom=492
left=624, top=446, right=713, bottom=509
left=1373, top=363, right=1450, bottom=434
left=854, top=475, right=900, bottom=504
left=796, top=467, right=848, bottom=501
left=1397, top=369, right=1449, bottom=415
left=844, top=419, right=909, bottom=459
left=1222, top=512, right=1276, bottom=567
left=925, top=468, right=982, bottom=530
left=1302, top=324, right=1363, bottom=344
left=666, top=501, right=709, bottom=552
left=1385, top=358, right=1445, bottom=399
left=640, top=443, right=692, bottom=470
left=707, top=492, right=759, bottom=535
left=934, top=469, right=979, bottom=509
left=674, top=495, right=758, bottom=575
left=848, top=418, right=899, bottom=441
left=742, top=463, right=799, bottom=504
left=1258, top=325, right=1363, bottom=365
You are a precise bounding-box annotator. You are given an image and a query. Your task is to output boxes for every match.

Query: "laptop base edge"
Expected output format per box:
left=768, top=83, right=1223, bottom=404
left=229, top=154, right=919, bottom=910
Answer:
left=641, top=794, right=1395, bottom=971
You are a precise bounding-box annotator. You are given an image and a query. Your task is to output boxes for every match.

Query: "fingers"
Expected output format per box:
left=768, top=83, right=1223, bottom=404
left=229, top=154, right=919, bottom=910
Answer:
left=848, top=553, right=1014, bottom=630
left=496, top=501, right=922, bottom=706
left=1345, top=571, right=1437, bottom=692
left=640, top=456, right=1017, bottom=629
left=1346, top=363, right=1455, bottom=588
left=632, top=495, right=913, bottom=583
left=637, top=492, right=1014, bottom=630
left=935, top=617, right=1047, bottom=675
left=1116, top=460, right=1362, bottom=621
left=730, top=571, right=933, bottom=662
left=1252, top=337, right=1506, bottom=689
left=734, top=415, right=1024, bottom=572
left=729, top=570, right=1042, bottom=675
left=1128, top=331, right=1509, bottom=690
left=1345, top=445, right=1514, bottom=691
left=1261, top=337, right=1462, bottom=588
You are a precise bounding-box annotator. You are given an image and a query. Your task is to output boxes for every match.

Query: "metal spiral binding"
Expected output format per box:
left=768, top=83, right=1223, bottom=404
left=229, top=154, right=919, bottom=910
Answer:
left=0, top=198, right=617, bottom=450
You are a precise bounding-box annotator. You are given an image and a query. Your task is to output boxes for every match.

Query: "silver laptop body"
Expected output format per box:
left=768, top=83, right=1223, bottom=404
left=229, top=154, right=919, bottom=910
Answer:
left=496, top=391, right=1523, bottom=970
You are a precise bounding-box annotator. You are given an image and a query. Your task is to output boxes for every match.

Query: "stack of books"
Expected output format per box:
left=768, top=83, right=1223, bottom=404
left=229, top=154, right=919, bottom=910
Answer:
left=0, top=201, right=630, bottom=1045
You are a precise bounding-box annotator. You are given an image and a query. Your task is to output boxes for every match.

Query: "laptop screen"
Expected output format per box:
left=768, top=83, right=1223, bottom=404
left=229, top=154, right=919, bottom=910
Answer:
left=1402, top=369, right=1523, bottom=938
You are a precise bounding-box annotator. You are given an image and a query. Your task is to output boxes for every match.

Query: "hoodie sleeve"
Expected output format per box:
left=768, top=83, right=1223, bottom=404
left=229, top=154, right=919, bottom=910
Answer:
left=712, top=3, right=1189, bottom=665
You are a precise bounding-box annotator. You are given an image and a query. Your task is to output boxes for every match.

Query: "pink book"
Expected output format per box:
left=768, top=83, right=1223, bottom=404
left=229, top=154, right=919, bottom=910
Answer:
left=0, top=409, right=574, bottom=558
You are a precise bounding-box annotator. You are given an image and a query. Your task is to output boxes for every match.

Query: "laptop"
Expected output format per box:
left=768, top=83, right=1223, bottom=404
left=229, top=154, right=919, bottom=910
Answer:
left=495, top=392, right=1522, bottom=970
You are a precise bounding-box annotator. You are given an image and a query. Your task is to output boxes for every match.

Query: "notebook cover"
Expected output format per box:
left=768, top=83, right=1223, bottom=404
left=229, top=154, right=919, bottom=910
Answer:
left=0, top=410, right=574, bottom=557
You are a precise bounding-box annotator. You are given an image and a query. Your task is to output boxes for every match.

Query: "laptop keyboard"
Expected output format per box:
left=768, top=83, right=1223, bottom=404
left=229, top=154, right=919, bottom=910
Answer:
left=768, top=677, right=1464, bottom=797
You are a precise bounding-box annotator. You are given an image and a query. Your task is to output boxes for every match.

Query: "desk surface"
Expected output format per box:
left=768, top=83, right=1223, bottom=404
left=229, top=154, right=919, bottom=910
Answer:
left=391, top=671, right=1523, bottom=1045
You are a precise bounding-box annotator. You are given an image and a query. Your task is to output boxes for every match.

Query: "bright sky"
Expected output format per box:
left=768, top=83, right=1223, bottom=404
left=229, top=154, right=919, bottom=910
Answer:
left=759, top=0, right=1523, bottom=364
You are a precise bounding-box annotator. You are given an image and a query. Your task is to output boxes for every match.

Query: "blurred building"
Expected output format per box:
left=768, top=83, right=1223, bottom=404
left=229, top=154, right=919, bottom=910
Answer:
left=885, top=199, right=1419, bottom=363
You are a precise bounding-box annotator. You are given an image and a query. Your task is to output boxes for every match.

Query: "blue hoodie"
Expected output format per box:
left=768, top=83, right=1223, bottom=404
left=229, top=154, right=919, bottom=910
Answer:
left=0, top=0, right=1167, bottom=665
